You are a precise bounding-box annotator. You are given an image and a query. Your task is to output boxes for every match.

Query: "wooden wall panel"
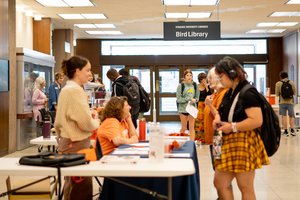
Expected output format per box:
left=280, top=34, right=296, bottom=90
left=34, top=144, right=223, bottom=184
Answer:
left=76, top=39, right=101, bottom=75
left=0, top=93, right=9, bottom=155
left=33, top=18, right=51, bottom=55
left=52, top=29, right=74, bottom=73
left=267, top=38, right=283, bottom=93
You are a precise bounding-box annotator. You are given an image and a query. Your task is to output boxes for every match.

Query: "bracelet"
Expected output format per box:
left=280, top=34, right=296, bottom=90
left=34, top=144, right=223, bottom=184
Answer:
left=231, top=122, right=237, bottom=133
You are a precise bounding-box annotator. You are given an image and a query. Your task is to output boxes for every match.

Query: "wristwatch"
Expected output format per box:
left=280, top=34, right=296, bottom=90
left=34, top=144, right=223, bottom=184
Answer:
left=231, top=122, right=237, bottom=133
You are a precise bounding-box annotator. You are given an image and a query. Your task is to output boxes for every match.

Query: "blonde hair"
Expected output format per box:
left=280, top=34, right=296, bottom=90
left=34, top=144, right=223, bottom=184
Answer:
left=207, top=67, right=223, bottom=90
left=33, top=76, right=45, bottom=91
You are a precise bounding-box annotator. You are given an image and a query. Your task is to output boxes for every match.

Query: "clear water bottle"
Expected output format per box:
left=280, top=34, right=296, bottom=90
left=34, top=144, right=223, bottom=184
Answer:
left=149, top=122, right=164, bottom=161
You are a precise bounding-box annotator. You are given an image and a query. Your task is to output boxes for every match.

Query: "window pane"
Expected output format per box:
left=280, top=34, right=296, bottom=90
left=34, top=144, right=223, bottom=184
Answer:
left=159, top=69, right=180, bottom=93
left=102, top=39, right=267, bottom=55
left=160, top=97, right=178, bottom=114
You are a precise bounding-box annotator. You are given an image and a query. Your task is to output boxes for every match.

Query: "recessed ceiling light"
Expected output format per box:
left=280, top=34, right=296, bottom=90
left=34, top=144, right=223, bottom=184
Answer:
left=74, top=24, right=97, bottom=28
left=36, top=0, right=68, bottom=7
left=286, top=0, right=300, bottom=4
left=270, top=12, right=300, bottom=17
left=58, top=14, right=106, bottom=19
left=277, top=22, right=298, bottom=26
left=267, top=29, right=286, bottom=33
left=58, top=14, right=84, bottom=19
left=95, top=24, right=116, bottom=28
left=247, top=29, right=286, bottom=34
left=165, top=13, right=188, bottom=18
left=36, top=0, right=94, bottom=7
left=188, top=12, right=211, bottom=18
left=162, top=0, right=219, bottom=6
left=256, top=22, right=278, bottom=27
left=86, top=31, right=123, bottom=35
left=81, top=14, right=106, bottom=19
left=74, top=24, right=116, bottom=28
left=64, top=0, right=94, bottom=7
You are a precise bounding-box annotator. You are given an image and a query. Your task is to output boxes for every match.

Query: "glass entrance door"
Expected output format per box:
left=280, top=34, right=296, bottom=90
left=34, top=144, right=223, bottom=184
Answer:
left=156, top=65, right=210, bottom=122
left=127, top=66, right=153, bottom=121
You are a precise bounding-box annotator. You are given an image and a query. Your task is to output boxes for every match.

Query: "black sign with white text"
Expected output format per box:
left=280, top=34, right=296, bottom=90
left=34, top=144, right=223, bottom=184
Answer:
left=164, top=21, right=220, bottom=40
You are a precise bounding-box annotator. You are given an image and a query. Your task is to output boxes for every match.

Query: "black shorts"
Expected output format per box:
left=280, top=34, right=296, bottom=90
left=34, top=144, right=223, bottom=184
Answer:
left=180, top=113, right=189, bottom=116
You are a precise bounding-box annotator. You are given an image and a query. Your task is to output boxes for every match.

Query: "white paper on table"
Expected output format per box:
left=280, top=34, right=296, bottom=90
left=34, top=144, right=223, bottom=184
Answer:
left=112, top=148, right=149, bottom=155
left=130, top=143, right=150, bottom=147
left=185, top=101, right=198, bottom=118
left=100, top=155, right=140, bottom=164
left=164, top=153, right=190, bottom=158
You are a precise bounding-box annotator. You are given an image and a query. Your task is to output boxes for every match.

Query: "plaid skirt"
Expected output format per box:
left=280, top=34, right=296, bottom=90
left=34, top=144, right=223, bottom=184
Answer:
left=214, top=130, right=270, bottom=173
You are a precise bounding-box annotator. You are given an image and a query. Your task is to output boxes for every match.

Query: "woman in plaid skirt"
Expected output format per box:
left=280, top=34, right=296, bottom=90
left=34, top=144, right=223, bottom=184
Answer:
left=212, top=56, right=269, bottom=200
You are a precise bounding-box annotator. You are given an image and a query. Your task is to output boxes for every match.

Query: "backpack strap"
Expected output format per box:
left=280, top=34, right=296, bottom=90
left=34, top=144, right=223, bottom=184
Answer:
left=181, top=82, right=185, bottom=96
left=181, top=82, right=197, bottom=98
left=193, top=82, right=197, bottom=98
left=228, top=84, right=253, bottom=122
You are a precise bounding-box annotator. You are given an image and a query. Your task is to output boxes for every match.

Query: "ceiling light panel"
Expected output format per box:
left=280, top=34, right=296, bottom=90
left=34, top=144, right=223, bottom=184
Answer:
left=270, top=12, right=300, bottom=17
left=188, top=12, right=211, bottom=18
left=267, top=29, right=286, bottom=33
left=286, top=0, right=300, bottom=4
left=64, top=0, right=94, bottom=7
left=163, top=0, right=219, bottom=6
left=74, top=24, right=97, bottom=28
left=74, top=24, right=116, bottom=28
left=36, top=0, right=94, bottom=7
left=86, top=31, right=123, bottom=35
left=59, top=14, right=106, bottom=19
left=81, top=14, right=106, bottom=19
left=95, top=24, right=116, bottom=28
left=277, top=22, right=298, bottom=26
left=36, top=0, right=68, bottom=7
left=58, top=14, right=84, bottom=19
left=165, top=13, right=188, bottom=18
left=256, top=22, right=278, bottom=27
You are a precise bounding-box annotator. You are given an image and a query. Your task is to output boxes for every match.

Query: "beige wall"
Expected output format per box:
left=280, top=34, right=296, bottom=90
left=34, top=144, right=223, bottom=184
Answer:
left=16, top=11, right=33, bottom=49
left=283, top=31, right=298, bottom=98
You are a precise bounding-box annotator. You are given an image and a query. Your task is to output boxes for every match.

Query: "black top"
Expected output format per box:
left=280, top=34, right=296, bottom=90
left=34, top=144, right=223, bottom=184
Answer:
left=218, top=80, right=261, bottom=122
left=198, top=87, right=212, bottom=102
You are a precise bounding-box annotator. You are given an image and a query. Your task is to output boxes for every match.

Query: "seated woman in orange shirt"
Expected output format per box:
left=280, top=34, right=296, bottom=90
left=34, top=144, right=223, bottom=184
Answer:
left=98, top=96, right=139, bottom=155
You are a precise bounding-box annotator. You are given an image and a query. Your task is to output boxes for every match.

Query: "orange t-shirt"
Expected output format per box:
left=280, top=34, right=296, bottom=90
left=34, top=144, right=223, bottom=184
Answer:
left=98, top=118, right=129, bottom=155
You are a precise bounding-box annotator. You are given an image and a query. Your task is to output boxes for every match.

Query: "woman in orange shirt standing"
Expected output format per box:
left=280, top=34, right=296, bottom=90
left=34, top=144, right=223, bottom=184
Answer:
left=203, top=67, right=227, bottom=145
left=98, top=96, right=139, bottom=155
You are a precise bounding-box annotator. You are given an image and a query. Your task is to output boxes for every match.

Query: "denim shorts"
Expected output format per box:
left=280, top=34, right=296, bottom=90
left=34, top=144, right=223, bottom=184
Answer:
left=279, top=104, right=295, bottom=117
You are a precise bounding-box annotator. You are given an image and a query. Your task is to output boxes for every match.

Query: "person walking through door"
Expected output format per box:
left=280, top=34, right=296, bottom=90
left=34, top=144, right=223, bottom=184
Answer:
left=275, top=71, right=296, bottom=136
left=106, top=68, right=140, bottom=128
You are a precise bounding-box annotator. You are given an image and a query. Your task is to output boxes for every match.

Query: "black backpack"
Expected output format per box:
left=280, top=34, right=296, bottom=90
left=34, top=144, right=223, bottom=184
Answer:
left=240, top=84, right=281, bottom=157
left=181, top=82, right=197, bottom=98
left=138, top=85, right=151, bottom=113
left=281, top=80, right=293, bottom=99
left=116, top=79, right=140, bottom=114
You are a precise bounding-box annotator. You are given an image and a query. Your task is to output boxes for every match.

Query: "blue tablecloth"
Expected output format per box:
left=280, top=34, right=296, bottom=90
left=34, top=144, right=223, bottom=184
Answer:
left=100, top=141, right=200, bottom=200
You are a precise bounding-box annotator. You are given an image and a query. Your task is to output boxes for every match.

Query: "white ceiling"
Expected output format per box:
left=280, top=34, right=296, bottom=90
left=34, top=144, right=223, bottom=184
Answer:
left=16, top=0, right=300, bottom=40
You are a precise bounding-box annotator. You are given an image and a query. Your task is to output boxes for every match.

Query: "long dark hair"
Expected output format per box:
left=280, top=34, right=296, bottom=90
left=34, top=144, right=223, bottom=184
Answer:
left=215, top=56, right=247, bottom=81
left=61, top=56, right=89, bottom=79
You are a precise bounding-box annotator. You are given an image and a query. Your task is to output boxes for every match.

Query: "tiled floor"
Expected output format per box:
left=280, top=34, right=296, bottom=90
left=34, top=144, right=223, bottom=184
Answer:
left=1, top=123, right=300, bottom=200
